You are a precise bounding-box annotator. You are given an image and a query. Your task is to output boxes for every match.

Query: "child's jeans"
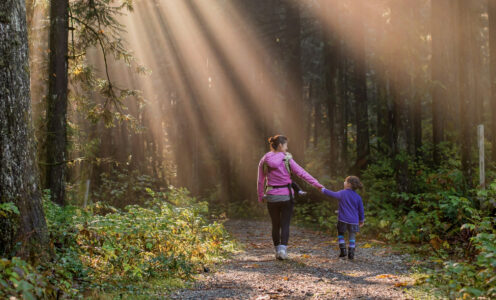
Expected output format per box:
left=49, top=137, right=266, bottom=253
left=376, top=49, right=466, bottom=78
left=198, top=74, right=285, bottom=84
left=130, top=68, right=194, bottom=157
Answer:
left=337, top=221, right=359, bottom=249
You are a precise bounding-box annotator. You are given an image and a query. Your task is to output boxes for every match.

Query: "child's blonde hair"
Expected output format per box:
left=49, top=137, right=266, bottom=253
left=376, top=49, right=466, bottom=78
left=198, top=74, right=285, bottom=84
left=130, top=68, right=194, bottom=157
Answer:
left=345, top=176, right=363, bottom=190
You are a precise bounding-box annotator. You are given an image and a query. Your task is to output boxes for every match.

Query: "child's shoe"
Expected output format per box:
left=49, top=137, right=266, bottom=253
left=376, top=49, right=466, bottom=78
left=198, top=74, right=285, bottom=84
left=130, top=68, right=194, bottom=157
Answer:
left=348, top=247, right=355, bottom=260
left=339, top=244, right=347, bottom=257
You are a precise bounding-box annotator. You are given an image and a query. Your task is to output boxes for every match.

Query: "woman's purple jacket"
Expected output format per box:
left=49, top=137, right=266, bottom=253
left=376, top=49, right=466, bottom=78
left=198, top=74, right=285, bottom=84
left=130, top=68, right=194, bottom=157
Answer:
left=257, top=151, right=323, bottom=203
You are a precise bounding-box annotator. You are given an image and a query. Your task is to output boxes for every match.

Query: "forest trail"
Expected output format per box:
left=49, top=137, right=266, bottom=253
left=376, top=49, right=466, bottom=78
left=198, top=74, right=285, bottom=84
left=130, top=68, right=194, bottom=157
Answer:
left=171, top=220, right=420, bottom=299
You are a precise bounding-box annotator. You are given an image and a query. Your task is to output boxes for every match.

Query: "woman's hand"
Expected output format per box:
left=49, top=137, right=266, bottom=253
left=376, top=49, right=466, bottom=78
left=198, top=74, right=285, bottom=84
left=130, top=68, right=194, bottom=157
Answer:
left=359, top=221, right=364, bottom=227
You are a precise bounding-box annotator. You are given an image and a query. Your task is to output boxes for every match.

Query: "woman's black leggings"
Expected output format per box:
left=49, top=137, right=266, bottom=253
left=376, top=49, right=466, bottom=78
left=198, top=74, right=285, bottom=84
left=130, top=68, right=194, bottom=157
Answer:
left=267, top=200, right=293, bottom=246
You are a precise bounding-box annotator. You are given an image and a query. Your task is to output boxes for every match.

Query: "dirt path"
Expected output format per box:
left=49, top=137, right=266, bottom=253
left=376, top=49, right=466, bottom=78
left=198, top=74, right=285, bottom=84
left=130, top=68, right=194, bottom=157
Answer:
left=171, top=220, right=420, bottom=299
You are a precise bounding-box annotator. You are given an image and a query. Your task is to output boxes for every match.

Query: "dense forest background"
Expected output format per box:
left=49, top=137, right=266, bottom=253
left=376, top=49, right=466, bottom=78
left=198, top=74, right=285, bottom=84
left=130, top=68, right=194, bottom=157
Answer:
left=1, top=0, right=496, bottom=298
left=24, top=0, right=496, bottom=209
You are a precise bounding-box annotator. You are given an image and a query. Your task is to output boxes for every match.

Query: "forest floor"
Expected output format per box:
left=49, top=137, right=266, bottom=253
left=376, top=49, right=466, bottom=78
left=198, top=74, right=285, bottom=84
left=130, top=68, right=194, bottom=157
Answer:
left=170, top=219, right=430, bottom=300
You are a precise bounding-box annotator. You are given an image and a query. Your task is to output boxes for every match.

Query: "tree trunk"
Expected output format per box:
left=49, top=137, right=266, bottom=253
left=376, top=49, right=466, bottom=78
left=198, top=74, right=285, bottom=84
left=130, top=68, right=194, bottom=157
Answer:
left=490, top=0, right=496, bottom=162
left=412, top=78, right=422, bottom=158
left=313, top=95, right=321, bottom=147
left=323, top=0, right=339, bottom=175
left=376, top=71, right=391, bottom=153
left=471, top=1, right=484, bottom=128
left=431, top=0, right=452, bottom=165
left=0, top=0, right=49, bottom=258
left=340, top=54, right=349, bottom=169
left=285, top=0, right=305, bottom=162
left=352, top=0, right=370, bottom=173
left=45, top=0, right=69, bottom=205
left=389, top=2, right=410, bottom=192
left=457, top=0, right=475, bottom=186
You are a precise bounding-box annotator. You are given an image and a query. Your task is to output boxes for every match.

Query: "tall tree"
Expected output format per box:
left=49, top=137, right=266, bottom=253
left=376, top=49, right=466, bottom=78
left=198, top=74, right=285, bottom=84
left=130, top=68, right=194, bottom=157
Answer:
left=389, top=1, right=410, bottom=191
left=352, top=0, right=370, bottom=172
left=430, top=0, right=450, bottom=164
left=285, top=0, right=305, bottom=162
left=457, top=0, right=476, bottom=185
left=489, top=0, right=496, bottom=162
left=323, top=0, right=339, bottom=175
left=0, top=0, right=48, bottom=257
left=45, top=0, right=69, bottom=205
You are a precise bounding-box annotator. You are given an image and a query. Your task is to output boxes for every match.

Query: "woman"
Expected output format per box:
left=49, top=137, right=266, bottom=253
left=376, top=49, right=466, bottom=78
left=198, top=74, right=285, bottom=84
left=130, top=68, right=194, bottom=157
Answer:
left=257, top=135, right=324, bottom=260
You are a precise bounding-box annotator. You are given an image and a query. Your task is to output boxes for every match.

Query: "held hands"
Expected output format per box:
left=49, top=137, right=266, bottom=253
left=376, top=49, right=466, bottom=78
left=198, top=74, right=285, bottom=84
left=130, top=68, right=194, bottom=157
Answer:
left=359, top=221, right=364, bottom=227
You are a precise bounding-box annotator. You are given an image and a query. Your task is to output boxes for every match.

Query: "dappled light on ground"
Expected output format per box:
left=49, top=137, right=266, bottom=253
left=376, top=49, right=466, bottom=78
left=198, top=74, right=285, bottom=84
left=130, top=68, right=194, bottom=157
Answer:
left=172, top=220, right=420, bottom=299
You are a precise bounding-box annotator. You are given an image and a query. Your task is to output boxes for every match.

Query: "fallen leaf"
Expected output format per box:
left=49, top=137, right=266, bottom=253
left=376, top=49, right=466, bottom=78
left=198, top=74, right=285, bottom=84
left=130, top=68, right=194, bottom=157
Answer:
left=283, top=276, right=289, bottom=281
left=362, top=243, right=372, bottom=248
left=394, top=282, right=408, bottom=287
left=430, top=236, right=443, bottom=250
left=376, top=274, right=397, bottom=279
left=301, top=254, right=310, bottom=259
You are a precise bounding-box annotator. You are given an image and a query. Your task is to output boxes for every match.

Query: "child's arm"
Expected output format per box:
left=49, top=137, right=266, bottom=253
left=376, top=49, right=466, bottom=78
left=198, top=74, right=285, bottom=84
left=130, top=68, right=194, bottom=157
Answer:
left=257, top=156, right=266, bottom=203
left=321, top=188, right=342, bottom=199
left=358, top=196, right=365, bottom=225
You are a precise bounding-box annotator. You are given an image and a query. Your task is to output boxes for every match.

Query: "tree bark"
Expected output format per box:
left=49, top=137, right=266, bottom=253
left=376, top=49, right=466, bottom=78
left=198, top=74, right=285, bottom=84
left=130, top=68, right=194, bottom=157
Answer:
left=323, top=0, right=339, bottom=175
left=0, top=0, right=49, bottom=258
left=285, top=0, right=305, bottom=162
left=45, top=0, right=69, bottom=205
left=457, top=0, right=475, bottom=186
left=376, top=70, right=391, bottom=153
left=490, top=0, right=496, bottom=162
left=431, top=0, right=451, bottom=165
left=389, top=1, right=410, bottom=192
left=339, top=53, right=349, bottom=169
left=352, top=0, right=370, bottom=173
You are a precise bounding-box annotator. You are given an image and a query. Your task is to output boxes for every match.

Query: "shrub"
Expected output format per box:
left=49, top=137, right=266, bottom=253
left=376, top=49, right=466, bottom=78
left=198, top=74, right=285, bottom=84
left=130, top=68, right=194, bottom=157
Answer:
left=0, top=187, right=235, bottom=298
left=0, top=257, right=51, bottom=300
left=427, top=217, right=496, bottom=299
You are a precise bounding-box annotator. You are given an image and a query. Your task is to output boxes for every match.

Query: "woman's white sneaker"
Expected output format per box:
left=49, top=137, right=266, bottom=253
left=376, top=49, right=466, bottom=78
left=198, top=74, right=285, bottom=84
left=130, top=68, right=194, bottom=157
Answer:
left=279, top=245, right=288, bottom=260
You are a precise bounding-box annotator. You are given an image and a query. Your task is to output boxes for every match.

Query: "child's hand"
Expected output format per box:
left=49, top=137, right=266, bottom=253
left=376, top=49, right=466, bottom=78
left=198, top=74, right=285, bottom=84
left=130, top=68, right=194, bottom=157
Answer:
left=359, top=221, right=364, bottom=227
left=321, top=187, right=326, bottom=193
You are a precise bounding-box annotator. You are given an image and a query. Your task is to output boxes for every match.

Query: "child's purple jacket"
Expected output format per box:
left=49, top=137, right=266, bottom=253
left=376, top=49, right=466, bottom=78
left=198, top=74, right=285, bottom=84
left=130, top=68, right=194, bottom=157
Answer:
left=257, top=151, right=323, bottom=202
left=322, top=188, right=365, bottom=224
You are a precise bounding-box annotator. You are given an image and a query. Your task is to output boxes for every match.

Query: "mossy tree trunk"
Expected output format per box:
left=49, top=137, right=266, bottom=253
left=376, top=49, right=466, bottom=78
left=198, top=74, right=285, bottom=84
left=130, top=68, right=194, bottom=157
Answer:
left=0, top=0, right=48, bottom=258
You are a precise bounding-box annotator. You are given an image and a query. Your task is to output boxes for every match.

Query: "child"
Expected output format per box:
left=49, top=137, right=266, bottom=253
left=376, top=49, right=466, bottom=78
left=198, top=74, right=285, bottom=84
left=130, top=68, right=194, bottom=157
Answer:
left=321, top=176, right=364, bottom=260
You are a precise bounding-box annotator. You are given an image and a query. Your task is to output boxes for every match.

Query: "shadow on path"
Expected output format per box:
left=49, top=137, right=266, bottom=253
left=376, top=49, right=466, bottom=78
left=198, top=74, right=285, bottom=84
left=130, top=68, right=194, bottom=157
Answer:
left=171, top=219, right=417, bottom=299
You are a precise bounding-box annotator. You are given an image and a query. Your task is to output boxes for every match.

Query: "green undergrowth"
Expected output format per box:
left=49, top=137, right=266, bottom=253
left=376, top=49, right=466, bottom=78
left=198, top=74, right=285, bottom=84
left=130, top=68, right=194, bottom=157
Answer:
left=0, top=187, right=236, bottom=299
left=294, top=145, right=496, bottom=299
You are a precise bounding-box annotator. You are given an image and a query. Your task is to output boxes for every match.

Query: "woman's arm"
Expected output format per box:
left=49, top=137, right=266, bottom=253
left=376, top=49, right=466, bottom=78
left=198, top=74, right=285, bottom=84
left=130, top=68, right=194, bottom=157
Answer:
left=289, top=160, right=324, bottom=189
left=321, top=188, right=342, bottom=199
left=257, top=156, right=266, bottom=202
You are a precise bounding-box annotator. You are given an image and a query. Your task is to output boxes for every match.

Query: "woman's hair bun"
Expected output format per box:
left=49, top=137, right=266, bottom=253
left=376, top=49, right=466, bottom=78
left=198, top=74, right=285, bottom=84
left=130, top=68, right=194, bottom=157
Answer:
left=268, top=135, right=288, bottom=150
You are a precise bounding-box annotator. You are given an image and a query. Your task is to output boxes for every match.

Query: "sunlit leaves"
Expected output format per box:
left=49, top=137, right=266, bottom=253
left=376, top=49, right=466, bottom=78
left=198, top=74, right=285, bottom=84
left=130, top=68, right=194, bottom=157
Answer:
left=41, top=186, right=234, bottom=293
left=68, top=0, right=146, bottom=128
